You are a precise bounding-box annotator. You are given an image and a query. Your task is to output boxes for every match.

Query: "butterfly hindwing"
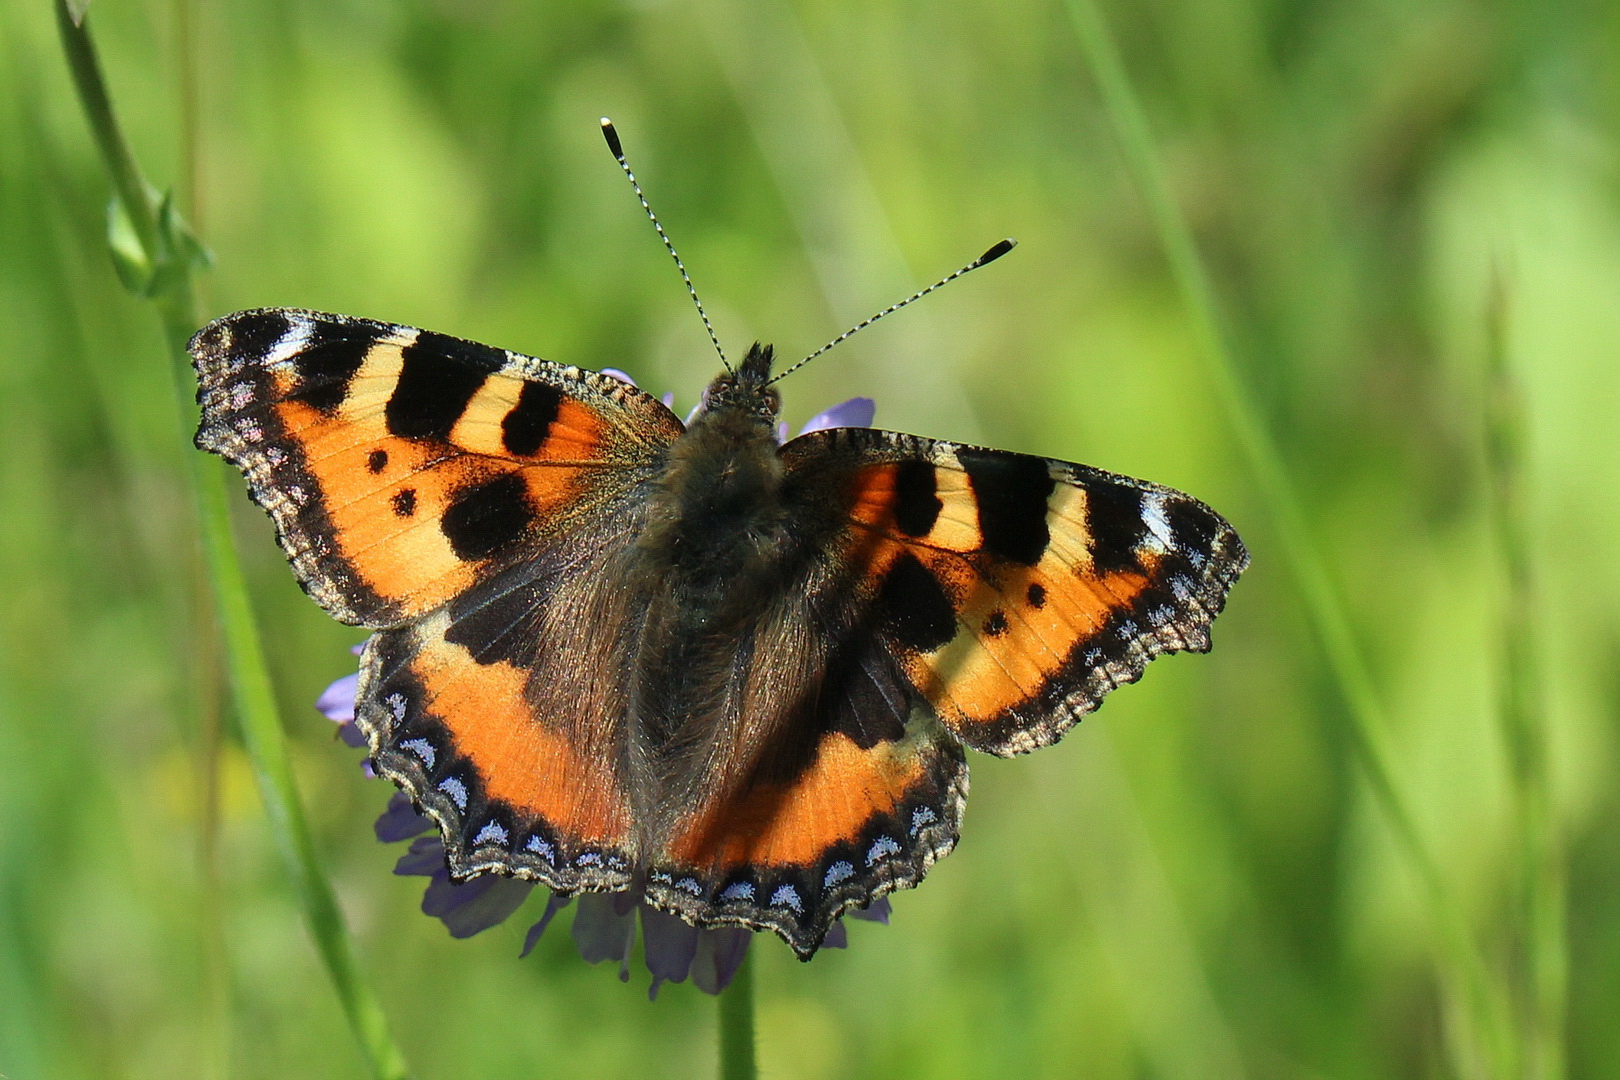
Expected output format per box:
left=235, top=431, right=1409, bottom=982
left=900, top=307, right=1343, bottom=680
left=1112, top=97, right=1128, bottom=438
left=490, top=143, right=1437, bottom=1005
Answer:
left=192, top=308, right=682, bottom=627
left=639, top=596, right=968, bottom=957
left=783, top=426, right=1248, bottom=756
left=360, top=532, right=653, bottom=892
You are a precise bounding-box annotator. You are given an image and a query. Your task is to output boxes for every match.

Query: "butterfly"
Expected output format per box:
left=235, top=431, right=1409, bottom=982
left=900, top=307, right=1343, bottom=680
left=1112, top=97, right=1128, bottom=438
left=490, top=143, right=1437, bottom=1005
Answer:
left=191, top=303, right=1246, bottom=958
left=192, top=122, right=1244, bottom=959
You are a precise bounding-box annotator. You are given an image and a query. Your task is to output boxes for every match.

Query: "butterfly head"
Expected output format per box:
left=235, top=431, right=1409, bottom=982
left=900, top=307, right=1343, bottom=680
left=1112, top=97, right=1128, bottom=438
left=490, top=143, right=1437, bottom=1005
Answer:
left=696, top=342, right=781, bottom=425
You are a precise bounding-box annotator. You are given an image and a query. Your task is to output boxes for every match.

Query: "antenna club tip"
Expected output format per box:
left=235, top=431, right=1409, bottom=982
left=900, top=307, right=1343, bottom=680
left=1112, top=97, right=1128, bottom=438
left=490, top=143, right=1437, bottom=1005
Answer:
left=600, top=119, right=624, bottom=158
left=979, top=238, right=1017, bottom=264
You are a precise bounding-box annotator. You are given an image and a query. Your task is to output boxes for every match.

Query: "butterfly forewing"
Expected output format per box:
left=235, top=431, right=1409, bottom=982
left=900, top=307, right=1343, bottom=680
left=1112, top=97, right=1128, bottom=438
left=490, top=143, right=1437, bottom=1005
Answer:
left=783, top=426, right=1248, bottom=756
left=192, top=308, right=682, bottom=627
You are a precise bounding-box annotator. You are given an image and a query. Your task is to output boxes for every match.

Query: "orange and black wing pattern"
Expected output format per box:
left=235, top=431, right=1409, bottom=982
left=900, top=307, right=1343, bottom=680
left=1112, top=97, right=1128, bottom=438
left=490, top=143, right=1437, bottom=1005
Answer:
left=790, top=427, right=1244, bottom=757
left=360, top=542, right=650, bottom=893
left=638, top=426, right=1246, bottom=956
left=192, top=308, right=680, bottom=627
left=192, top=308, right=678, bottom=891
left=643, top=613, right=968, bottom=957
left=794, top=426, right=1248, bottom=756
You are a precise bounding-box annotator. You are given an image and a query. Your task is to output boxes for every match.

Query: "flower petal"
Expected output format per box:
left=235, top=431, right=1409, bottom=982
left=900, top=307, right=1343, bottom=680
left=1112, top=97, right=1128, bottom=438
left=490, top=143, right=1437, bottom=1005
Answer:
left=821, top=921, right=848, bottom=950
left=798, top=397, right=875, bottom=435
left=393, top=836, right=448, bottom=877
left=690, top=927, right=752, bottom=995
left=848, top=897, right=891, bottom=924
left=315, top=673, right=358, bottom=724
left=641, top=905, right=701, bottom=1001
left=520, top=893, right=573, bottom=958
left=572, top=893, right=638, bottom=973
left=601, top=368, right=637, bottom=386
left=422, top=873, right=535, bottom=939
left=374, top=792, right=432, bottom=843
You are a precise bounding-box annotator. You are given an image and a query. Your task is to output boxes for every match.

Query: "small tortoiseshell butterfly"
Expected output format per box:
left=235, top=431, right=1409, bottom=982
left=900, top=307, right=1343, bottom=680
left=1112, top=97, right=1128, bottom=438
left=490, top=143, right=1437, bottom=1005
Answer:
left=191, top=124, right=1246, bottom=959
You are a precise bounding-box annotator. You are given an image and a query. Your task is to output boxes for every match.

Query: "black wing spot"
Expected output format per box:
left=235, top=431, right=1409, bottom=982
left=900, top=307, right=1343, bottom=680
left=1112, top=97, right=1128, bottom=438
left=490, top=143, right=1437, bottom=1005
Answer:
left=445, top=569, right=551, bottom=666
left=1165, top=497, right=1219, bottom=553
left=391, top=489, right=417, bottom=518
left=293, top=321, right=386, bottom=414
left=367, top=449, right=388, bottom=474
left=891, top=461, right=941, bottom=537
left=441, top=473, right=533, bottom=561
left=502, top=381, right=563, bottom=457
left=1026, top=582, right=1047, bottom=608
left=958, top=449, right=1053, bottom=566
left=387, top=333, right=495, bottom=441
left=1085, top=482, right=1148, bottom=575
left=416, top=330, right=508, bottom=374
left=878, top=553, right=957, bottom=653
left=218, top=311, right=289, bottom=361
left=982, top=609, right=1009, bottom=638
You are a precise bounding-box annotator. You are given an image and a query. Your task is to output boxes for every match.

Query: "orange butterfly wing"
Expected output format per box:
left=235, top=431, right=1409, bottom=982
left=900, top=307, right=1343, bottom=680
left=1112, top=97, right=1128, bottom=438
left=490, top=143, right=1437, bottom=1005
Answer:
left=193, top=308, right=680, bottom=626
left=194, top=308, right=680, bottom=890
left=809, top=429, right=1248, bottom=754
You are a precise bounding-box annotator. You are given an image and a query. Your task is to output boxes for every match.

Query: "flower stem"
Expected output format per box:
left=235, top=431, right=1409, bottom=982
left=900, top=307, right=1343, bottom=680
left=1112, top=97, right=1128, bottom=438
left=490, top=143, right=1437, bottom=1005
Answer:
left=718, top=952, right=757, bottom=1080
left=54, top=5, right=409, bottom=1077
left=1061, top=0, right=1515, bottom=1072
left=1483, top=271, right=1566, bottom=1079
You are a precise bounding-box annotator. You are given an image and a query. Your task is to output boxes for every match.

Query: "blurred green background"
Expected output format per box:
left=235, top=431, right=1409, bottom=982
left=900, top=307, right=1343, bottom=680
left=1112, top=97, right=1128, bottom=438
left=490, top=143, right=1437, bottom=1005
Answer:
left=3, top=0, right=1619, bottom=1076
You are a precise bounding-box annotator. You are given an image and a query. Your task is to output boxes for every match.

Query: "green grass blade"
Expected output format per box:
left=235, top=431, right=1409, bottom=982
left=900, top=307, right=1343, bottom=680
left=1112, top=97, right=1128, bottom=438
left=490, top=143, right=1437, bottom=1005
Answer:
left=54, top=4, right=410, bottom=1076
left=1061, top=0, right=1516, bottom=1072
left=1484, top=272, right=1566, bottom=1080
left=191, top=456, right=410, bottom=1080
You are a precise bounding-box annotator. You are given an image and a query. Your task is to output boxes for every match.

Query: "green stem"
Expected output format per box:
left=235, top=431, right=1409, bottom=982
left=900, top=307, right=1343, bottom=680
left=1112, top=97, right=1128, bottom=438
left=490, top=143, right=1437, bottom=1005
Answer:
left=55, top=5, right=409, bottom=1077
left=192, top=454, right=410, bottom=1080
left=718, top=953, right=758, bottom=1080
left=1483, top=272, right=1565, bottom=1079
left=55, top=0, right=156, bottom=251
left=1061, top=0, right=1515, bottom=1072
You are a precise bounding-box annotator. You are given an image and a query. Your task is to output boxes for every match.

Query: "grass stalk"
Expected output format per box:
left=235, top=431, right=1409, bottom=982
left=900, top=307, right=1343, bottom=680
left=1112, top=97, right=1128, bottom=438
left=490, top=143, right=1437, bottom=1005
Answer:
left=1483, top=271, right=1566, bottom=1079
left=54, top=4, right=409, bottom=1076
left=718, top=952, right=758, bottom=1080
left=171, top=0, right=229, bottom=1074
left=1061, top=0, right=1516, bottom=1072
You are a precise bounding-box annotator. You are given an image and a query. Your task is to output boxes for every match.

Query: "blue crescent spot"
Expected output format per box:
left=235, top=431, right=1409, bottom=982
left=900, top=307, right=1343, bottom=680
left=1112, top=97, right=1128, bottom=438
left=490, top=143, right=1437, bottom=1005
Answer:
left=400, top=738, right=436, bottom=768
left=866, top=836, right=901, bottom=866
left=436, top=776, right=468, bottom=810
left=909, top=807, right=938, bottom=835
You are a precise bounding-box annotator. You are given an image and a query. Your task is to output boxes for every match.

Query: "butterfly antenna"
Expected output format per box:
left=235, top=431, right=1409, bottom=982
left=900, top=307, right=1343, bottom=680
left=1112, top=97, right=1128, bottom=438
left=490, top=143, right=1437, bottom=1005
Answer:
left=600, top=118, right=730, bottom=372
left=765, top=238, right=1017, bottom=386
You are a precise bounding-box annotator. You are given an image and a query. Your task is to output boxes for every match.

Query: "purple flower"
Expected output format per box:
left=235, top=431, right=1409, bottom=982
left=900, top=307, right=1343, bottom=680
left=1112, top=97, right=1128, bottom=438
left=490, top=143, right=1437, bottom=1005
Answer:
left=364, top=788, right=888, bottom=999
left=319, top=377, right=883, bottom=998
left=795, top=396, right=875, bottom=436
